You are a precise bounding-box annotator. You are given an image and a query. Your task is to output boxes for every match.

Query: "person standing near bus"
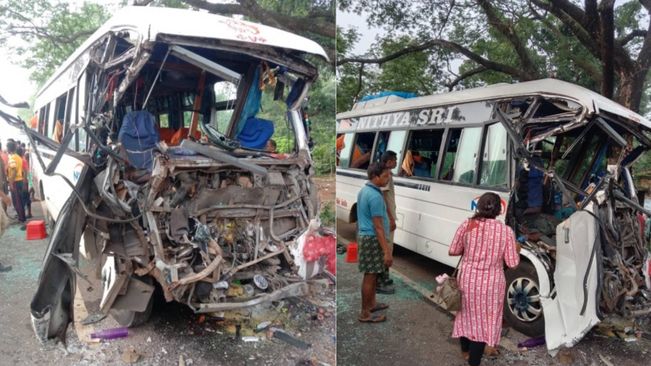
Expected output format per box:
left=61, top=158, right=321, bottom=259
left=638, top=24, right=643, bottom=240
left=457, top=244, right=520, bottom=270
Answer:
left=357, top=162, right=393, bottom=323
left=6, top=140, right=26, bottom=230
left=448, top=192, right=520, bottom=366
left=377, top=150, right=398, bottom=294
left=16, top=146, right=32, bottom=218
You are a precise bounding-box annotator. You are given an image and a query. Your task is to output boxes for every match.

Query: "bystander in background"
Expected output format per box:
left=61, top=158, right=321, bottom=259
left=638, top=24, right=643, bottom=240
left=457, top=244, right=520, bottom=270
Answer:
left=356, top=163, right=393, bottom=323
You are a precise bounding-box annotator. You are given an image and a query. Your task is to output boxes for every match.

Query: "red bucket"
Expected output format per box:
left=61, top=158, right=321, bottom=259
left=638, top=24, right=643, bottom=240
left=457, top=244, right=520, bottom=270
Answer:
left=345, top=242, right=358, bottom=263
left=26, top=220, right=47, bottom=240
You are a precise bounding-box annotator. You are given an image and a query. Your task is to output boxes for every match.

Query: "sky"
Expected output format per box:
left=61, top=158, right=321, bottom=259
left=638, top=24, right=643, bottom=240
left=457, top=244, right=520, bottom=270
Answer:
left=336, top=8, right=384, bottom=56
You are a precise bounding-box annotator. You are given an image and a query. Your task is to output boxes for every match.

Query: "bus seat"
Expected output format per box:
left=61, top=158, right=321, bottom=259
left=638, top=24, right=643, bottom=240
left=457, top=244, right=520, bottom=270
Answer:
left=237, top=116, right=274, bottom=150
left=118, top=110, right=160, bottom=171
left=159, top=127, right=189, bottom=145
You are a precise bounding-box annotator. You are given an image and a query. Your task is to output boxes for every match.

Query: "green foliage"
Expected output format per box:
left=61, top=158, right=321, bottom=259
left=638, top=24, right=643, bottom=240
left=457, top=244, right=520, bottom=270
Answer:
left=371, top=36, right=438, bottom=95
left=319, top=201, right=335, bottom=227
left=338, top=0, right=650, bottom=112
left=253, top=0, right=335, bottom=62
left=0, top=0, right=110, bottom=86
left=307, top=67, right=335, bottom=175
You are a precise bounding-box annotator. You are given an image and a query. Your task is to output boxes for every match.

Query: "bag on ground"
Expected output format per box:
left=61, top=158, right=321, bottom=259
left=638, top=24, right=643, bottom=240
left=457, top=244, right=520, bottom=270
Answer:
left=439, top=275, right=461, bottom=311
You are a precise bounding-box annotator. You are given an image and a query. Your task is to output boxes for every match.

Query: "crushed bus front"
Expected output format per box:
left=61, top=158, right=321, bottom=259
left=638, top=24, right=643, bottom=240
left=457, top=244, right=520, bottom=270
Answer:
left=20, top=7, right=330, bottom=343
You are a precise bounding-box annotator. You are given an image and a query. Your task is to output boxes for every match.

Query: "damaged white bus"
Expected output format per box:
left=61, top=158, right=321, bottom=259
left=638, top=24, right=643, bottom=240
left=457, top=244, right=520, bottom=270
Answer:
left=7, top=6, right=329, bottom=343
left=336, top=79, right=651, bottom=352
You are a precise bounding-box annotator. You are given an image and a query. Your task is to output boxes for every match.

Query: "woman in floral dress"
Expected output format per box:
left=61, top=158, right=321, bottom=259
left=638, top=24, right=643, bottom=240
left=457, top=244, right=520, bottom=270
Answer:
left=449, top=192, right=520, bottom=366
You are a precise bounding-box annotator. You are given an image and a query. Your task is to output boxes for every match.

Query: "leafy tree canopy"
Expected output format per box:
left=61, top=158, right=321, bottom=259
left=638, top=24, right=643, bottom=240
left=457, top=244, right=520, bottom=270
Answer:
left=337, top=0, right=651, bottom=116
left=0, top=0, right=110, bottom=86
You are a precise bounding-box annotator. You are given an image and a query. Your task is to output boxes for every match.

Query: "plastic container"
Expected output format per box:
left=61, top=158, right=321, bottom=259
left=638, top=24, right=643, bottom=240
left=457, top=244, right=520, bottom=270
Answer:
left=90, top=327, right=129, bottom=340
left=345, top=242, right=358, bottom=263
left=26, top=220, right=47, bottom=240
left=517, top=336, right=545, bottom=348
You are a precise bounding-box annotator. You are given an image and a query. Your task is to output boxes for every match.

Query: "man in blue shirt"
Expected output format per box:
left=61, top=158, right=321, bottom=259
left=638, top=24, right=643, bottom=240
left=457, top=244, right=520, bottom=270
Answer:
left=357, top=162, right=393, bottom=322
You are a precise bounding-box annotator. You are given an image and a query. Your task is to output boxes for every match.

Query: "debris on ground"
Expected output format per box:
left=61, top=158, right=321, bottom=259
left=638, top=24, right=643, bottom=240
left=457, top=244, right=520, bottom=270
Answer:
left=271, top=327, right=311, bottom=349
left=120, top=346, right=141, bottom=364
left=557, top=349, right=575, bottom=365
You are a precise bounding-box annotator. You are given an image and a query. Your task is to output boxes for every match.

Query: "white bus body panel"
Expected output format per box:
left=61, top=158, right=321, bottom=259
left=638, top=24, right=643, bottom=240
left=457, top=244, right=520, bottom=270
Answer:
left=31, top=147, right=85, bottom=222
left=336, top=169, right=509, bottom=266
left=543, top=208, right=601, bottom=354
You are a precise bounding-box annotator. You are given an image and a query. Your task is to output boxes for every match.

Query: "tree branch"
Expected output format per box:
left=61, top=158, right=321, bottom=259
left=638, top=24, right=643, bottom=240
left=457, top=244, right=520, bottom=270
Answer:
left=447, top=66, right=487, bottom=91
left=637, top=16, right=651, bottom=68
left=477, top=0, right=540, bottom=77
left=530, top=0, right=600, bottom=59
left=547, top=0, right=591, bottom=30
left=338, top=38, right=532, bottom=80
left=584, top=0, right=599, bottom=32
left=599, top=0, right=615, bottom=98
left=354, top=63, right=364, bottom=102
left=620, top=29, right=647, bottom=45
left=183, top=0, right=334, bottom=39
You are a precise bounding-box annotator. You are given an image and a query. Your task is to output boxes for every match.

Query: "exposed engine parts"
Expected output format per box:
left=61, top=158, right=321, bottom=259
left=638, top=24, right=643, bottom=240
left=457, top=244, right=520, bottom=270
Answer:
left=89, top=145, right=319, bottom=322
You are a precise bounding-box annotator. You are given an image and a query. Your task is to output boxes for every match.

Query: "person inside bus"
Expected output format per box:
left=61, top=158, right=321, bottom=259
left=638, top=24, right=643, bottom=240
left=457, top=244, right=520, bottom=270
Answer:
left=351, top=141, right=371, bottom=169
left=266, top=138, right=277, bottom=153
left=53, top=119, right=63, bottom=143
left=356, top=162, right=393, bottom=323
left=448, top=192, right=520, bottom=366
left=412, top=151, right=432, bottom=177
left=400, top=149, right=414, bottom=176
left=6, top=140, right=26, bottom=230
left=336, top=134, right=345, bottom=165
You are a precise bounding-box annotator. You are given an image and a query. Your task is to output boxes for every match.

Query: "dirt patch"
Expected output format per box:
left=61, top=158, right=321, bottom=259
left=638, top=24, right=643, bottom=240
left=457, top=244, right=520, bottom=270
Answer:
left=313, top=175, right=335, bottom=205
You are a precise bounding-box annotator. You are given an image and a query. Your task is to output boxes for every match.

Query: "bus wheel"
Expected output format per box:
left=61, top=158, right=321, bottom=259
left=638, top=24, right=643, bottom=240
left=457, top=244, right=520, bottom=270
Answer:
left=504, top=261, right=545, bottom=336
left=110, top=277, right=154, bottom=327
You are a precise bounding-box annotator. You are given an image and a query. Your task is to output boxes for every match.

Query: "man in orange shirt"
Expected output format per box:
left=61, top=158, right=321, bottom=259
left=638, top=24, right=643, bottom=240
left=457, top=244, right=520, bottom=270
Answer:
left=6, top=140, right=26, bottom=229
left=0, top=142, right=8, bottom=211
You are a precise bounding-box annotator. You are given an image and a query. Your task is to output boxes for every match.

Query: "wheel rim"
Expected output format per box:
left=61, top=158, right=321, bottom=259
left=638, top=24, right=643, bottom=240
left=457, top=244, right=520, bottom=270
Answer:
left=507, top=276, right=542, bottom=322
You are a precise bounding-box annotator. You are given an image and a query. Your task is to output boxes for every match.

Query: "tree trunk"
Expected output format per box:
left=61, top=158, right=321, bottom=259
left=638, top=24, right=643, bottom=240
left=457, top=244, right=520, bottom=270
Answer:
left=616, top=66, right=648, bottom=112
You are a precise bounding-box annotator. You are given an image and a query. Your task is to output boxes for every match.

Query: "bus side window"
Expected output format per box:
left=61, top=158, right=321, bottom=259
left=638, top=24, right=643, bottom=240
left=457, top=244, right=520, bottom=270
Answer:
left=52, top=93, right=67, bottom=143
left=337, top=133, right=355, bottom=168
left=38, top=106, right=48, bottom=136
left=65, top=88, right=76, bottom=150
left=386, top=130, right=407, bottom=175
left=350, top=132, right=375, bottom=170
left=372, top=131, right=390, bottom=163
left=479, top=123, right=508, bottom=187
left=439, top=127, right=482, bottom=184
left=78, top=127, right=88, bottom=152
left=402, top=129, right=443, bottom=179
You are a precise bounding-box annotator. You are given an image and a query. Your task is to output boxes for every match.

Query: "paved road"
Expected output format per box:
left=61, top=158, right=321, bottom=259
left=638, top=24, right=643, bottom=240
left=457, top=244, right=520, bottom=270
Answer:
left=0, top=203, right=335, bottom=366
left=336, top=219, right=651, bottom=366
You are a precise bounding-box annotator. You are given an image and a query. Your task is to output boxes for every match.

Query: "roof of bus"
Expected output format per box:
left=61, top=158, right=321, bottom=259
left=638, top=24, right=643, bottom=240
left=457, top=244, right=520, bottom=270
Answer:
left=336, top=78, right=651, bottom=129
left=36, top=6, right=327, bottom=99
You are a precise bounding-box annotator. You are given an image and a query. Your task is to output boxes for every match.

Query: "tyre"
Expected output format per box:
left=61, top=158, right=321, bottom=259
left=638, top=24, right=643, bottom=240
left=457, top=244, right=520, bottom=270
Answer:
left=504, top=261, right=545, bottom=336
left=110, top=277, right=154, bottom=327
